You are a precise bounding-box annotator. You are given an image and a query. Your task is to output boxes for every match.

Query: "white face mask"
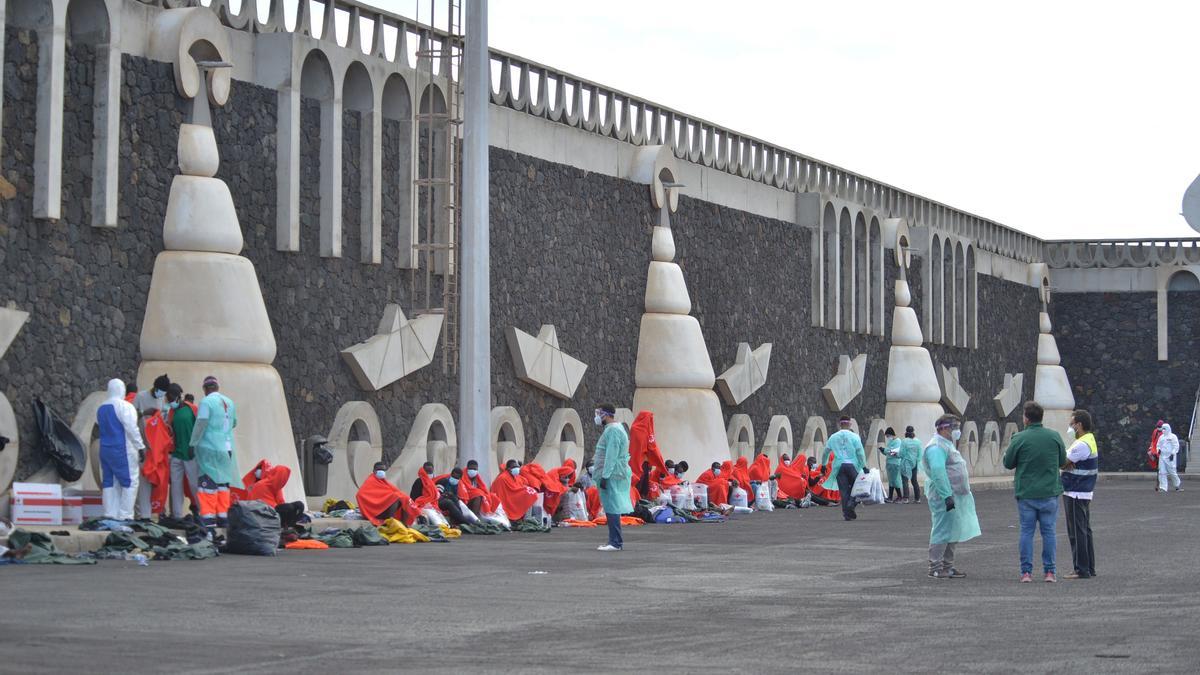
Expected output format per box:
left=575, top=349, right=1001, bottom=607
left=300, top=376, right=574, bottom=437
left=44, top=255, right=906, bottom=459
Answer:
left=951, top=429, right=962, bottom=442
left=467, top=469, right=478, bottom=479
left=254, top=469, right=262, bottom=479
left=885, top=436, right=895, bottom=443
left=374, top=470, right=386, bottom=480
left=1066, top=426, right=1076, bottom=437
left=783, top=460, right=791, bottom=466
left=509, top=467, right=520, bottom=477
left=594, top=413, right=603, bottom=426
left=713, top=468, right=721, bottom=477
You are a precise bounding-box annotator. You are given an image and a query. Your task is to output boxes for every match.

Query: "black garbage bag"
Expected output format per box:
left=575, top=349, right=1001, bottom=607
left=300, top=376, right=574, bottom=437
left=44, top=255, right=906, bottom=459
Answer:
left=32, top=398, right=86, bottom=483
left=224, top=500, right=281, bottom=556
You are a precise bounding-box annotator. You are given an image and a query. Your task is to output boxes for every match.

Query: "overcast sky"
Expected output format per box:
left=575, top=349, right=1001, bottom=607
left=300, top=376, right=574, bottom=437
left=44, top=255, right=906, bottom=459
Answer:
left=335, top=1, right=1200, bottom=240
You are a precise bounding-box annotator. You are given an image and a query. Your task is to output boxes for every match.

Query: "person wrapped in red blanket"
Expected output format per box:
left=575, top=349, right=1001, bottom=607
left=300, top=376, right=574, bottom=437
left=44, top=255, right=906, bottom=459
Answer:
left=457, top=459, right=496, bottom=516
left=140, top=410, right=173, bottom=516
left=806, top=455, right=839, bottom=505
left=356, top=462, right=417, bottom=526
left=520, top=461, right=568, bottom=516
left=629, top=412, right=669, bottom=499
left=697, top=461, right=734, bottom=507
left=232, top=459, right=306, bottom=528
left=491, top=459, right=539, bottom=521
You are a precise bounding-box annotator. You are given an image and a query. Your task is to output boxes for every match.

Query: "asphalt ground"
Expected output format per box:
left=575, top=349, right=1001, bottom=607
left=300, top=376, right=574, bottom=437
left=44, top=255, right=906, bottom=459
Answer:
left=1, top=481, right=1195, bottom=673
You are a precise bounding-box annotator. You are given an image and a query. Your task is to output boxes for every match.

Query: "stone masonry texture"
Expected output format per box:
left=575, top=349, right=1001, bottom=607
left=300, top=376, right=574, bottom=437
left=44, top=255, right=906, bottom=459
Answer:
left=2, top=44, right=1045, bottom=483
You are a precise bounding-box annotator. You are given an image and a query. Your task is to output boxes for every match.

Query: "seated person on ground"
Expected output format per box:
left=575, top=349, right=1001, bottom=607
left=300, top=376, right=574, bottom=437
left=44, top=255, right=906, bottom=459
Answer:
left=805, top=455, right=838, bottom=506
left=456, top=459, right=495, bottom=516
left=356, top=462, right=417, bottom=526
left=490, top=459, right=540, bottom=520
left=771, top=453, right=808, bottom=505
left=521, top=461, right=567, bottom=515
left=697, top=461, right=732, bottom=507
left=433, top=467, right=476, bottom=526
left=410, top=461, right=441, bottom=512
left=233, top=459, right=306, bottom=528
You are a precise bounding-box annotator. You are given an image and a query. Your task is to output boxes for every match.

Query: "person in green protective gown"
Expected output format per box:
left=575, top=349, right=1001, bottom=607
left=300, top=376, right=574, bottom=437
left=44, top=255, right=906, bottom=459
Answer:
left=821, top=416, right=867, bottom=521
left=878, top=427, right=904, bottom=503
left=189, top=375, right=241, bottom=532
left=900, top=425, right=923, bottom=504
left=592, top=404, right=631, bottom=552
left=923, top=414, right=981, bottom=579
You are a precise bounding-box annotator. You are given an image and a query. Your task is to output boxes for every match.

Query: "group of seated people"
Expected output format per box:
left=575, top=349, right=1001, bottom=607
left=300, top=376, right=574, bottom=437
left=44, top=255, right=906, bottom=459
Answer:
left=343, top=437, right=848, bottom=528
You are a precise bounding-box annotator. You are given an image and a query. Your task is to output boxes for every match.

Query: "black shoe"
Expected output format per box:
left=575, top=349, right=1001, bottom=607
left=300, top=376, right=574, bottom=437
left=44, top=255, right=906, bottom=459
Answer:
left=946, top=568, right=967, bottom=578
left=850, top=510, right=858, bottom=520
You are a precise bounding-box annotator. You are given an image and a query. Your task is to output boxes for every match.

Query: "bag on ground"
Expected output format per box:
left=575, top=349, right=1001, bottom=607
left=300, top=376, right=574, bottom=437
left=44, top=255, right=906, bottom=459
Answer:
left=419, top=506, right=449, bottom=528
left=730, top=487, right=748, bottom=508
left=224, top=500, right=281, bottom=556
left=755, top=483, right=774, bottom=511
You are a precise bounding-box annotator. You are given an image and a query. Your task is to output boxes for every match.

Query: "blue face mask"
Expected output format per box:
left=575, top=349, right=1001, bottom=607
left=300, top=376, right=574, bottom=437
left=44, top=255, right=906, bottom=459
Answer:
left=169, top=401, right=179, bottom=410
left=509, top=467, right=520, bottom=477
left=153, top=389, right=165, bottom=399
left=467, top=469, right=478, bottom=479
left=449, top=477, right=459, bottom=486
left=713, top=468, right=722, bottom=477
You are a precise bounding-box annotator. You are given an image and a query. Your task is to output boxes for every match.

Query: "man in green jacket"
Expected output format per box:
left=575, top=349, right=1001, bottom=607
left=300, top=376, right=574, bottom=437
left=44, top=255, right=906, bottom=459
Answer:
left=165, top=384, right=199, bottom=520
left=1002, top=401, right=1067, bottom=583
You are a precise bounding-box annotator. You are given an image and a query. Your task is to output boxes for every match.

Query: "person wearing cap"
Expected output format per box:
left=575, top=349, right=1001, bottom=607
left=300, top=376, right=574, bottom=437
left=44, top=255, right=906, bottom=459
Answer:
left=592, top=404, right=631, bottom=551
left=820, top=416, right=867, bottom=521
left=189, top=375, right=242, bottom=533
left=900, top=425, right=923, bottom=503
left=879, top=426, right=904, bottom=503
left=922, top=414, right=981, bottom=579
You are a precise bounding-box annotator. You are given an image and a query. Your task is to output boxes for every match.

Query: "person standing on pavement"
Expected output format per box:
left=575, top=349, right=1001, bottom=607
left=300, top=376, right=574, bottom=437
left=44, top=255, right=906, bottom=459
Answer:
left=1147, top=420, right=1164, bottom=472
left=880, top=427, right=904, bottom=503
left=1002, top=401, right=1067, bottom=583
left=165, top=384, right=199, bottom=520
left=923, top=414, right=981, bottom=579
left=900, top=426, right=923, bottom=504
left=1156, top=423, right=1183, bottom=493
left=97, top=378, right=144, bottom=520
left=821, top=416, right=867, bottom=521
left=1061, top=409, right=1098, bottom=579
left=592, top=404, right=631, bottom=551
left=189, top=375, right=241, bottom=534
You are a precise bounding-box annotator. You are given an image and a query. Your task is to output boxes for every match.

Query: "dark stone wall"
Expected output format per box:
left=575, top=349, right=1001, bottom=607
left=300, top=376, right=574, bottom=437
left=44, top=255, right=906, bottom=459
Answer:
left=0, top=42, right=1045, bottom=480
left=1053, top=291, right=1200, bottom=471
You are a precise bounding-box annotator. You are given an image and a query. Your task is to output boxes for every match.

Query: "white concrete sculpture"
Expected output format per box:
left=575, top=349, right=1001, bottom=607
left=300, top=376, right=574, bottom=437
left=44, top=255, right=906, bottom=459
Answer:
left=762, top=415, right=793, bottom=465
left=936, top=365, right=971, bottom=416
left=534, top=408, right=584, bottom=469
left=821, top=354, right=867, bottom=412
left=715, top=342, right=772, bottom=406
left=1033, top=310, right=1076, bottom=444
left=631, top=147, right=729, bottom=471
left=137, top=14, right=304, bottom=503
left=341, top=304, right=443, bottom=391
left=489, top=406, right=526, bottom=482
left=884, top=242, right=945, bottom=448
left=993, top=373, right=1024, bottom=418
left=505, top=325, right=587, bottom=400
left=800, top=416, right=829, bottom=459
left=0, top=306, right=29, bottom=498
left=727, top=414, right=755, bottom=461
left=865, top=418, right=889, bottom=472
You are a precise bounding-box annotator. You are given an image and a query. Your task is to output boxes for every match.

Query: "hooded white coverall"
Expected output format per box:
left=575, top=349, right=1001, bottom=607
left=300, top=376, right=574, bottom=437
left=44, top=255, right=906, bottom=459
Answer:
left=1157, top=424, right=1182, bottom=491
left=96, top=379, right=144, bottom=519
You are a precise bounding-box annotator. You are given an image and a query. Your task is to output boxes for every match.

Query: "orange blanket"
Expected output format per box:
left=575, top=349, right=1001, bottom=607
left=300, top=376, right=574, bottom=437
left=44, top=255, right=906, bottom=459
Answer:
left=629, top=411, right=668, bottom=479
left=491, top=470, right=539, bottom=520
left=774, top=456, right=808, bottom=500
left=749, top=454, right=772, bottom=483
left=232, top=460, right=290, bottom=507
left=697, top=468, right=730, bottom=506
left=457, top=473, right=498, bottom=513
left=355, top=476, right=416, bottom=526
left=285, top=539, right=329, bottom=550
left=592, top=515, right=645, bottom=527
left=140, top=411, right=173, bottom=515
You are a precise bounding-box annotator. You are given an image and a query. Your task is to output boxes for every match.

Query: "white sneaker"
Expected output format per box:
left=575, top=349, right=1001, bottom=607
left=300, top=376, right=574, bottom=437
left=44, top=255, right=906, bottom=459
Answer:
left=597, top=544, right=621, bottom=551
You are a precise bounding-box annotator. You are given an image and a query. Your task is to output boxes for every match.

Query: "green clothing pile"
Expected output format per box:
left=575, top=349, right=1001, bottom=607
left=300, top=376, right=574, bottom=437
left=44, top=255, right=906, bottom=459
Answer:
left=512, top=518, right=551, bottom=533
left=458, top=522, right=507, bottom=535
left=4, top=530, right=95, bottom=565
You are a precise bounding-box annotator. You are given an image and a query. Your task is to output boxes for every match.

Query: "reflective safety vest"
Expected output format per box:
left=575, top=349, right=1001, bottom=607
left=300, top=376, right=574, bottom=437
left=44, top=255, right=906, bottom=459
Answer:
left=1062, top=432, right=1099, bottom=493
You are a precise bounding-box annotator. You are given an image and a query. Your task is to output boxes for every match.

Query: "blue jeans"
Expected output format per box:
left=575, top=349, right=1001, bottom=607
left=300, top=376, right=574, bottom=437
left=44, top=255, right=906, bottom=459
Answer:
left=1018, top=497, right=1058, bottom=574
left=605, top=513, right=623, bottom=549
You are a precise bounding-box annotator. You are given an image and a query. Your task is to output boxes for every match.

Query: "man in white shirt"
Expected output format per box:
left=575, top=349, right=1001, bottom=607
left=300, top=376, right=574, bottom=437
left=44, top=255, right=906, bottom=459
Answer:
left=1061, top=410, right=1098, bottom=579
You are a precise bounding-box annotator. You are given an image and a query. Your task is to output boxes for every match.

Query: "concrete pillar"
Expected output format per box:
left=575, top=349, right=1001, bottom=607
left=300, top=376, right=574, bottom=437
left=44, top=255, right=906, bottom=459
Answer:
left=459, top=0, right=490, bottom=473
left=320, top=92, right=343, bottom=258
left=0, top=0, right=7, bottom=173
left=276, top=86, right=301, bottom=251
left=91, top=42, right=121, bottom=227
left=33, top=0, right=68, bottom=221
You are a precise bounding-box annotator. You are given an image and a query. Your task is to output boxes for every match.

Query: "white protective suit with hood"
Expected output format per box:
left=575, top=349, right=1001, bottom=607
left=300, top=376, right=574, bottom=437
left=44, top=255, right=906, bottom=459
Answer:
left=1156, top=423, right=1183, bottom=491
left=96, top=378, right=144, bottom=519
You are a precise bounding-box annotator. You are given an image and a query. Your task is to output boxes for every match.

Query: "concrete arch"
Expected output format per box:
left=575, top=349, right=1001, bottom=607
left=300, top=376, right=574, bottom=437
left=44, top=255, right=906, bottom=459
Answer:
left=66, top=0, right=109, bottom=43
left=980, top=421, right=1002, bottom=476
left=417, top=83, right=452, bottom=272
left=839, top=207, right=854, bottom=332
left=762, top=415, right=793, bottom=465
left=865, top=418, right=889, bottom=472
left=536, top=408, right=584, bottom=470
left=1001, top=422, right=1019, bottom=468
left=389, top=403, right=457, bottom=490
left=327, top=401, right=383, bottom=488
left=930, top=233, right=943, bottom=344
left=960, top=420, right=980, bottom=469
left=800, top=416, right=829, bottom=458
left=489, top=406, right=526, bottom=482
left=342, top=60, right=377, bottom=264
left=966, top=244, right=977, bottom=348
left=854, top=211, right=868, bottom=333
left=380, top=72, right=415, bottom=268
left=954, top=240, right=966, bottom=347
left=727, top=414, right=756, bottom=462
left=869, top=216, right=883, bottom=335
left=69, top=390, right=107, bottom=490
left=821, top=201, right=838, bottom=328
left=343, top=61, right=373, bottom=111
left=943, top=237, right=954, bottom=346
left=299, top=47, right=343, bottom=258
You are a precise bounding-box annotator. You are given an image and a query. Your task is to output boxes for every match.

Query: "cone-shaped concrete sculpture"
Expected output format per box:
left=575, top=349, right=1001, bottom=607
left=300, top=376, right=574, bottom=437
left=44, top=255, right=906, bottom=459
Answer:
left=632, top=209, right=729, bottom=470
left=137, top=78, right=305, bottom=503
left=1033, top=310, right=1075, bottom=444
left=884, top=275, right=944, bottom=445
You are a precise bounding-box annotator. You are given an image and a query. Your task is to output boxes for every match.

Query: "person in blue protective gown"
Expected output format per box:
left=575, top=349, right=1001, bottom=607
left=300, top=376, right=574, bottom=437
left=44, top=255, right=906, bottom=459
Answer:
left=592, top=403, right=631, bottom=551
left=188, top=375, right=241, bottom=532
left=900, top=425, right=923, bottom=504
left=821, top=416, right=867, bottom=521
left=923, top=414, right=981, bottom=579
left=879, top=427, right=904, bottom=503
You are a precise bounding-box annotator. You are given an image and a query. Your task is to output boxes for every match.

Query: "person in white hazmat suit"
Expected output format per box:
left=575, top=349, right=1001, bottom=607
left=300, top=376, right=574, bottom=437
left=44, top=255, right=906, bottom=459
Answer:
left=96, top=378, right=145, bottom=519
left=1156, top=423, right=1183, bottom=492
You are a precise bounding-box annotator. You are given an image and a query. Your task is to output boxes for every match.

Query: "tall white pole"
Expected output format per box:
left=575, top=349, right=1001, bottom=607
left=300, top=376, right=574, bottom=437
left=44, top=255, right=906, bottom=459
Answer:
left=460, top=0, right=491, bottom=474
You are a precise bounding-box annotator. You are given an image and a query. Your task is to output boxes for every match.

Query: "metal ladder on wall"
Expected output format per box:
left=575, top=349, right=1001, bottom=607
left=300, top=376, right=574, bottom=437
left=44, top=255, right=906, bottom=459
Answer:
left=1185, top=383, right=1200, bottom=473
left=411, top=0, right=464, bottom=375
